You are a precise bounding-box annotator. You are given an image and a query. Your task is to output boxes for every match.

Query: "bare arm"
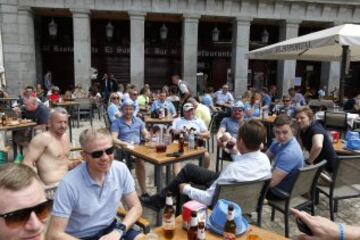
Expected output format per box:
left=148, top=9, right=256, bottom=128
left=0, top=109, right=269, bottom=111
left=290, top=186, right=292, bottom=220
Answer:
left=141, top=128, right=150, bottom=141
left=198, top=130, right=210, bottom=139
left=308, top=134, right=324, bottom=164
left=270, top=169, right=288, bottom=188
left=111, top=132, right=128, bottom=148
left=216, top=127, right=226, bottom=142
left=121, top=192, right=143, bottom=231
left=23, top=134, right=47, bottom=168
left=46, top=216, right=77, bottom=240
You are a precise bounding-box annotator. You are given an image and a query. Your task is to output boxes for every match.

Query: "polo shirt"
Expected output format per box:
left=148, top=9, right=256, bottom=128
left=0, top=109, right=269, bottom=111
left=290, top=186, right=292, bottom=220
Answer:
left=214, top=90, right=234, bottom=106
left=107, top=103, right=120, bottom=123
left=111, top=116, right=145, bottom=144
left=151, top=100, right=176, bottom=117
left=52, top=161, right=135, bottom=238
left=268, top=138, right=304, bottom=194
left=194, top=104, right=211, bottom=127
left=299, top=121, right=337, bottom=172
left=219, top=117, right=243, bottom=138
left=171, top=117, right=207, bottom=135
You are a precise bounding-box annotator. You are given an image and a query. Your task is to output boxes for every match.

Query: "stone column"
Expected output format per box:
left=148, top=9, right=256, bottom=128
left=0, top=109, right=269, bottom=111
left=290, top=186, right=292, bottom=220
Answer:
left=72, top=9, right=91, bottom=91
left=231, top=17, right=251, bottom=98
left=129, top=11, right=146, bottom=90
left=182, top=14, right=199, bottom=95
left=277, top=20, right=300, bottom=96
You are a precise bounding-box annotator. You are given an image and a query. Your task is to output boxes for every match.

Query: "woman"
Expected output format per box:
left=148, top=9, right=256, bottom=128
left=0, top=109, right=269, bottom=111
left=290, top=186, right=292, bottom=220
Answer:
left=137, top=87, right=150, bottom=108
left=295, top=106, right=337, bottom=173
left=107, top=93, right=121, bottom=123
left=245, top=92, right=262, bottom=118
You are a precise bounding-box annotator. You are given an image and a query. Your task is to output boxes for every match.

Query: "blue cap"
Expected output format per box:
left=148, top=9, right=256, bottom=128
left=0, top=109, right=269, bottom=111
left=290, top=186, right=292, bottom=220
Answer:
left=232, top=101, right=245, bottom=110
left=121, top=99, right=135, bottom=109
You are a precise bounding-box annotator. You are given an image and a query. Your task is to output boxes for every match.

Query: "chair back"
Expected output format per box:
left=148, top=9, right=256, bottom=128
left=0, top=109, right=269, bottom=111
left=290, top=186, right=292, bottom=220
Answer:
left=324, top=111, right=348, bottom=131
left=290, top=160, right=327, bottom=198
left=208, top=112, right=218, bottom=132
left=171, top=101, right=180, bottom=112
left=333, top=156, right=360, bottom=188
left=103, top=113, right=111, bottom=131
left=211, top=178, right=271, bottom=215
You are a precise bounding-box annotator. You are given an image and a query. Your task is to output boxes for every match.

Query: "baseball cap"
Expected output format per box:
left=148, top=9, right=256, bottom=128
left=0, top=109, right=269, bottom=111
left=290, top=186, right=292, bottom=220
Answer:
left=121, top=99, right=135, bottom=109
left=183, top=103, right=194, bottom=111
left=232, top=101, right=245, bottom=110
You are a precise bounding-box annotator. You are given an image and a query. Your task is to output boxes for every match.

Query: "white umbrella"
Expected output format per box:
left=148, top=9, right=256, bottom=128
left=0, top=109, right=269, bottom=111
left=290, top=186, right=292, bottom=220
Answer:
left=248, top=24, right=360, bottom=102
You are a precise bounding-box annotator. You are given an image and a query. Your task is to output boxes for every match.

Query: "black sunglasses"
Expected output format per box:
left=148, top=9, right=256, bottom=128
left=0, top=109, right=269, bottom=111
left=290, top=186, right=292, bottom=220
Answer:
left=85, top=146, right=115, bottom=158
left=112, top=97, right=120, bottom=100
left=0, top=200, right=53, bottom=229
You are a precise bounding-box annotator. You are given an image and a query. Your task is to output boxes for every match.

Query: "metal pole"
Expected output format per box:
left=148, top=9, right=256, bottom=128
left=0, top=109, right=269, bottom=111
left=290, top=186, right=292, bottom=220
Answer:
left=339, top=45, right=349, bottom=104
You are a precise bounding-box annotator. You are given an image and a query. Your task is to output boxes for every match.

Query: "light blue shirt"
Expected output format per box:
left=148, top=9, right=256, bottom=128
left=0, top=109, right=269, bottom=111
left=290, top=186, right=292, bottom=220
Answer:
left=51, top=161, right=135, bottom=238
left=219, top=117, right=243, bottom=138
left=292, top=93, right=306, bottom=106
left=244, top=103, right=260, bottom=118
left=111, top=116, right=145, bottom=144
left=262, top=94, right=272, bottom=107
left=183, top=150, right=271, bottom=206
left=107, top=103, right=120, bottom=123
left=151, top=100, right=176, bottom=117
left=171, top=117, right=207, bottom=135
left=214, top=90, right=234, bottom=106
left=201, top=94, right=214, bottom=109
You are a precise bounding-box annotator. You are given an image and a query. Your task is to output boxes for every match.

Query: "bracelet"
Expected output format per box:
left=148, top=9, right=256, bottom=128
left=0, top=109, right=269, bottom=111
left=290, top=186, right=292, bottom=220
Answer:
left=338, top=223, right=345, bottom=240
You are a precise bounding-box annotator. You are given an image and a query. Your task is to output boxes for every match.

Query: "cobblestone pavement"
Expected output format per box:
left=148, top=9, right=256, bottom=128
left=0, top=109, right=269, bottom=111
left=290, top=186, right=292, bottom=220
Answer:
left=55, top=118, right=360, bottom=238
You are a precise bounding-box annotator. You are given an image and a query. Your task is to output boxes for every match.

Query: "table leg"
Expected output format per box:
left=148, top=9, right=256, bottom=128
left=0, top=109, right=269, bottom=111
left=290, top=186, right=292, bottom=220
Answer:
left=77, top=105, right=80, bottom=128
left=166, top=165, right=171, bottom=185
left=155, top=165, right=164, bottom=226
left=68, top=116, right=73, bottom=143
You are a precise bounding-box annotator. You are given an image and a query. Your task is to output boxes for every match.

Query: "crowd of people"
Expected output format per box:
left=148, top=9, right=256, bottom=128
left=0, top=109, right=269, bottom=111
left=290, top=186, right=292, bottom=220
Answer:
left=0, top=73, right=359, bottom=240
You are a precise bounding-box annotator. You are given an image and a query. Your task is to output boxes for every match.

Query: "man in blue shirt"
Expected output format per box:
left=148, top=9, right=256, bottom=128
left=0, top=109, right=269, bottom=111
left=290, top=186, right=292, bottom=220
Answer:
left=111, top=99, right=150, bottom=199
left=261, top=87, right=272, bottom=107
left=266, top=114, right=304, bottom=200
left=273, top=95, right=296, bottom=118
left=47, top=129, right=143, bottom=240
left=151, top=90, right=177, bottom=117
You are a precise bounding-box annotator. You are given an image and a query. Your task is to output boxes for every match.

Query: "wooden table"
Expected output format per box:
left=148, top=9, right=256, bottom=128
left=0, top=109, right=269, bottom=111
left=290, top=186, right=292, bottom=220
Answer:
left=144, top=116, right=173, bottom=126
left=144, top=215, right=288, bottom=240
left=123, top=142, right=206, bottom=224
left=52, top=101, right=80, bottom=128
left=333, top=141, right=360, bottom=155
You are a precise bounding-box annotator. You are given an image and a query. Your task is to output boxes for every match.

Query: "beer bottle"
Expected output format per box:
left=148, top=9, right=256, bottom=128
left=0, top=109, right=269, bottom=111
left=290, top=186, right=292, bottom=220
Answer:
left=223, top=204, right=236, bottom=240
left=197, top=221, right=206, bottom=240
left=162, top=192, right=175, bottom=239
left=187, top=211, right=198, bottom=240
left=178, top=132, right=185, bottom=153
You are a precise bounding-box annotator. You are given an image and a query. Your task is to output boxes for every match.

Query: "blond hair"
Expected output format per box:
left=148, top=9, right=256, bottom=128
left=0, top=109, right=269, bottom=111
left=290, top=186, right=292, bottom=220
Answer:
left=0, top=164, right=41, bottom=191
left=79, top=128, right=112, bottom=149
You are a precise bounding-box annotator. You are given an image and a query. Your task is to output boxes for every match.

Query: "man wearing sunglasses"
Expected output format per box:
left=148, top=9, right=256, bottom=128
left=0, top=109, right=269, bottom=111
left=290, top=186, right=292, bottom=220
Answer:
left=24, top=107, right=78, bottom=198
left=0, top=163, right=52, bottom=240
left=47, top=128, right=143, bottom=240
left=265, top=114, right=304, bottom=200
left=273, top=95, right=296, bottom=118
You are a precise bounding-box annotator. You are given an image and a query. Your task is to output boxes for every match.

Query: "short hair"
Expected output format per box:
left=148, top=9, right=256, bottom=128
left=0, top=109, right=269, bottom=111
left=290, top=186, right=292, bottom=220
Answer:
left=282, top=95, right=291, bottom=100
left=50, top=107, right=68, bottom=120
left=79, top=128, right=112, bottom=149
left=295, top=106, right=314, bottom=121
left=237, top=119, right=266, bottom=151
left=25, top=97, right=38, bottom=106
left=0, top=164, right=41, bottom=192
left=273, top=114, right=292, bottom=128
left=25, top=86, right=34, bottom=90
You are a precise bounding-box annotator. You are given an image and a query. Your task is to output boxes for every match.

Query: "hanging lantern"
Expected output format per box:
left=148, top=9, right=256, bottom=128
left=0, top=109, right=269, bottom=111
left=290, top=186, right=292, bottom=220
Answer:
left=212, top=26, right=220, bottom=42
left=105, top=21, right=114, bottom=41
left=48, top=18, right=58, bottom=39
left=261, top=29, right=269, bottom=44
left=160, top=24, right=168, bottom=40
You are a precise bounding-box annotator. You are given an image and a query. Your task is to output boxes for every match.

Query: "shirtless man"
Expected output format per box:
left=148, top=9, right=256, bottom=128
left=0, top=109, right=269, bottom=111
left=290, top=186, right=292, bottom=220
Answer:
left=23, top=107, right=77, bottom=198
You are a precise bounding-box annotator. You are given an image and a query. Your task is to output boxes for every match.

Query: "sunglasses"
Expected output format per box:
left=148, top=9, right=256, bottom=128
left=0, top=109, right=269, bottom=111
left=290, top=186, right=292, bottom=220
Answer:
left=84, top=146, right=115, bottom=158
left=112, top=97, right=120, bottom=100
left=283, top=99, right=291, bottom=102
left=233, top=108, right=244, bottom=112
left=0, top=200, right=53, bottom=229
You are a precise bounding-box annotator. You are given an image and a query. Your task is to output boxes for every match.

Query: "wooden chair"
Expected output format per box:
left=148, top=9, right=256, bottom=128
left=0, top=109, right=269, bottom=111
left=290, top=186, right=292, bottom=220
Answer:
left=103, top=113, right=111, bottom=132
left=268, top=160, right=326, bottom=237
left=316, top=156, right=360, bottom=221
left=211, top=178, right=271, bottom=227
left=78, top=99, right=93, bottom=126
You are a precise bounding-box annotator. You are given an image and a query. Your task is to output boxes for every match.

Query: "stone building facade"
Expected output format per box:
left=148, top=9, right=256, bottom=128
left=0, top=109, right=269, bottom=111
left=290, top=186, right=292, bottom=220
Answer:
left=1, top=0, right=360, bottom=96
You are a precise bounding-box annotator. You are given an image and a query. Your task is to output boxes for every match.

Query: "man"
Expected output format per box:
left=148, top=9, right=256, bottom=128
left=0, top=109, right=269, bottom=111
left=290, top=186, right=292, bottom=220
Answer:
left=273, top=95, right=296, bottom=118
left=0, top=163, right=51, bottom=240
left=289, top=87, right=306, bottom=106
left=214, top=84, right=234, bottom=108
left=111, top=99, right=150, bottom=198
left=151, top=90, right=177, bottom=117
left=44, top=71, right=52, bottom=92
left=171, top=103, right=210, bottom=170
left=13, top=97, right=50, bottom=148
left=261, top=87, right=272, bottom=107
left=171, top=74, right=191, bottom=104
left=128, top=89, right=140, bottom=116
left=269, top=85, right=278, bottom=102
left=187, top=97, right=211, bottom=127
left=265, top=114, right=304, bottom=200
left=23, top=107, right=79, bottom=197
left=216, top=101, right=245, bottom=149
left=47, top=129, right=143, bottom=240
left=142, top=120, right=271, bottom=208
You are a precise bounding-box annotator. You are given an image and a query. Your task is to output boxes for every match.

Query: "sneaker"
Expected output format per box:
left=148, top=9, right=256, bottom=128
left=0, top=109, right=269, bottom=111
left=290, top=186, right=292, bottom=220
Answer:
left=141, top=194, right=165, bottom=211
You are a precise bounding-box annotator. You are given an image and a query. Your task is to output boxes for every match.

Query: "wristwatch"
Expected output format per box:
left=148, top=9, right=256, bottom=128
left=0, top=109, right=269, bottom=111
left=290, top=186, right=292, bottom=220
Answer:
left=114, top=222, right=126, bottom=237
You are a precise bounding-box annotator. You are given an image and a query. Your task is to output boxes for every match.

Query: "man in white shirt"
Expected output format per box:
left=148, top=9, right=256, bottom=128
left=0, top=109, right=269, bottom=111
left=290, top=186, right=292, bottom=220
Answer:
left=171, top=74, right=191, bottom=104
left=141, top=120, right=271, bottom=209
left=214, top=84, right=234, bottom=108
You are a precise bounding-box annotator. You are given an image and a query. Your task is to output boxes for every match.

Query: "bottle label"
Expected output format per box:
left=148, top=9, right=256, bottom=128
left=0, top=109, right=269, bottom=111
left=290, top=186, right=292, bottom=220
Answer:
left=162, top=213, right=175, bottom=230
left=197, top=228, right=205, bottom=240
left=223, top=232, right=236, bottom=240
left=166, top=197, right=173, bottom=206
left=227, top=211, right=234, bottom=221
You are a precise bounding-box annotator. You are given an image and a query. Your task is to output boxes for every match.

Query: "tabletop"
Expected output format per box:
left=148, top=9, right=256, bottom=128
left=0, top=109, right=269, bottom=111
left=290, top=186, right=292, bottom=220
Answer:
left=144, top=215, right=288, bottom=240
left=52, top=101, right=80, bottom=107
left=260, top=115, right=276, bottom=124
left=124, top=142, right=206, bottom=165
left=0, top=121, right=37, bottom=131
left=144, top=116, right=173, bottom=125
left=333, top=141, right=360, bottom=155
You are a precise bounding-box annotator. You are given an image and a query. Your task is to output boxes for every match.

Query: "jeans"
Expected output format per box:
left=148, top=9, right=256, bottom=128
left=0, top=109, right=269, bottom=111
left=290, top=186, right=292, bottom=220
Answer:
left=81, top=220, right=140, bottom=240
